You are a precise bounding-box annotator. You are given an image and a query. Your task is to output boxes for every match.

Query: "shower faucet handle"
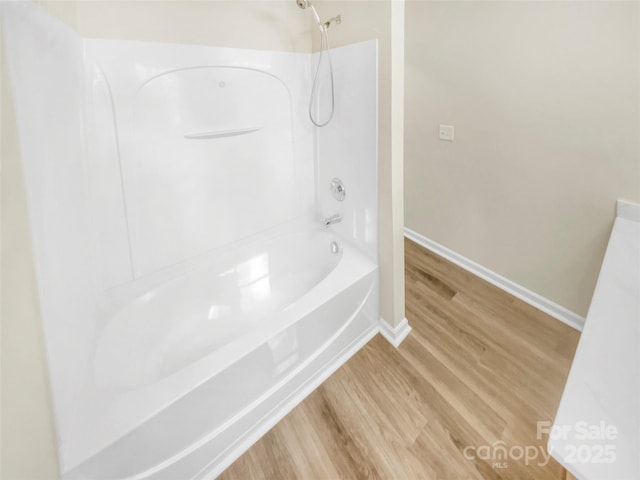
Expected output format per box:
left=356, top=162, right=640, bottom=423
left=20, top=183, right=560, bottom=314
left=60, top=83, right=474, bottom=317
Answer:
left=330, top=178, right=346, bottom=201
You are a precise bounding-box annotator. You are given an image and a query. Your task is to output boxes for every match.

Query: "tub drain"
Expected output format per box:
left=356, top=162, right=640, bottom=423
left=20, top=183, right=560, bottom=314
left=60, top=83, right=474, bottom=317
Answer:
left=330, top=241, right=340, bottom=254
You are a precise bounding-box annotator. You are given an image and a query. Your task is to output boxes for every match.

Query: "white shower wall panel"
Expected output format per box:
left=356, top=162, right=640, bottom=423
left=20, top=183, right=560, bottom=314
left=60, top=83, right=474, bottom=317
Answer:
left=1, top=1, right=97, bottom=463
left=131, top=67, right=295, bottom=277
left=85, top=40, right=315, bottom=284
left=315, top=40, right=378, bottom=262
left=314, top=39, right=379, bottom=347
left=85, top=63, right=135, bottom=289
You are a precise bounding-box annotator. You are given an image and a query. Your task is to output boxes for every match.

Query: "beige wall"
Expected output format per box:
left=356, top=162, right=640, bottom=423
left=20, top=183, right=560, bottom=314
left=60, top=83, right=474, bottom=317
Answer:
left=0, top=2, right=312, bottom=478
left=74, top=0, right=311, bottom=52
left=313, top=0, right=406, bottom=326
left=34, top=0, right=77, bottom=26
left=405, top=1, right=640, bottom=317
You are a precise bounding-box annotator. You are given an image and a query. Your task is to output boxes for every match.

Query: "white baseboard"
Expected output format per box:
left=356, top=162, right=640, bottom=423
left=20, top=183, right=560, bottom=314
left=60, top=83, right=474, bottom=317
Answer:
left=379, top=317, right=412, bottom=347
left=404, top=228, right=585, bottom=331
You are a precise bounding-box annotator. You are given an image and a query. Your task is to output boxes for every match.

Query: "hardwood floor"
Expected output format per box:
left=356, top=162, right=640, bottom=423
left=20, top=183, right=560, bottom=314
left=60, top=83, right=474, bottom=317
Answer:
left=219, top=238, right=580, bottom=479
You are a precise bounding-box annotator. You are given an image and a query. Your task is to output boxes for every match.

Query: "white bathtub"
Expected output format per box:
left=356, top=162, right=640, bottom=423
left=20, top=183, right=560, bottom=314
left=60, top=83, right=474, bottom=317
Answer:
left=65, top=224, right=378, bottom=479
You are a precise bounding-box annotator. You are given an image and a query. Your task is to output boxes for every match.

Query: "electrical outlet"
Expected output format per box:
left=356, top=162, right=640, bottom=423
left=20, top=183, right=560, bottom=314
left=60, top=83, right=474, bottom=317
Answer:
left=439, top=125, right=454, bottom=142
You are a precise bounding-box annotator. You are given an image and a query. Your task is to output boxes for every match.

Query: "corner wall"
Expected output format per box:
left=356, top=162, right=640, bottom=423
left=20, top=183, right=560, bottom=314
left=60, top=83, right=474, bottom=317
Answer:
left=404, top=1, right=640, bottom=317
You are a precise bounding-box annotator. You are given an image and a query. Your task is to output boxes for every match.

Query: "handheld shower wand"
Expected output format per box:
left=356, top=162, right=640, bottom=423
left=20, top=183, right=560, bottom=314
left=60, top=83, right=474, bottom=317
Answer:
left=296, top=0, right=340, bottom=127
left=296, top=0, right=323, bottom=31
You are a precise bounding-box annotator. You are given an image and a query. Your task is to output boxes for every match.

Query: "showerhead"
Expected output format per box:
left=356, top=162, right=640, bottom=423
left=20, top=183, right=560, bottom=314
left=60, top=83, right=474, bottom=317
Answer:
left=296, top=0, right=323, bottom=31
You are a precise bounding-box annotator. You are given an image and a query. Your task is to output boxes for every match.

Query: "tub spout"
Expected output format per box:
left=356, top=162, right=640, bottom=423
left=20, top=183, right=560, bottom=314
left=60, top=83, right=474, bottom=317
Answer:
left=324, top=213, right=342, bottom=227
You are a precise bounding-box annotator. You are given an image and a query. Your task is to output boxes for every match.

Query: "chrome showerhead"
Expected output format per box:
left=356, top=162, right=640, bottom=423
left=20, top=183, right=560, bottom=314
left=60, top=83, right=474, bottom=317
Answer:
left=296, top=0, right=323, bottom=31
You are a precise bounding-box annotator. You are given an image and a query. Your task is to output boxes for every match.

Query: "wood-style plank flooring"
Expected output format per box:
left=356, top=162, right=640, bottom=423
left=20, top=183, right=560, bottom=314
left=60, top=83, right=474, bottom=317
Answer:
left=220, top=238, right=580, bottom=479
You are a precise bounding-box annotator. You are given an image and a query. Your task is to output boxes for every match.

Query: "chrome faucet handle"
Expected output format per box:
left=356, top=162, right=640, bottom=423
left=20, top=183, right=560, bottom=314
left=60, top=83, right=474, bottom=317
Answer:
left=324, top=213, right=342, bottom=227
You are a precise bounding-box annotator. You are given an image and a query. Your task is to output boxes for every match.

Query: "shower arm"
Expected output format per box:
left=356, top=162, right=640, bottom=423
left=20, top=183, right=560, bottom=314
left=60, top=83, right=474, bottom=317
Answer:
left=323, top=15, right=341, bottom=30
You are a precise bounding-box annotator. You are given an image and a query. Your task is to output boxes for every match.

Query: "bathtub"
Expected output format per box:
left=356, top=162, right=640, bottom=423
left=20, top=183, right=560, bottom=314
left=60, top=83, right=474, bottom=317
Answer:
left=65, top=223, right=379, bottom=479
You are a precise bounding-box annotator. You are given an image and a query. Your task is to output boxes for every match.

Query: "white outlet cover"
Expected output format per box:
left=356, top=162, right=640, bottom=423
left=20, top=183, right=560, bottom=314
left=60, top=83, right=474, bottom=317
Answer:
left=439, top=124, right=454, bottom=141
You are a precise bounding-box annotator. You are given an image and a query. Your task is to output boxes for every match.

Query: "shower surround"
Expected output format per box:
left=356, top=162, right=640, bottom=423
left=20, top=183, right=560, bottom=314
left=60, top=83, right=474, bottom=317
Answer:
left=2, top=2, right=378, bottom=479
